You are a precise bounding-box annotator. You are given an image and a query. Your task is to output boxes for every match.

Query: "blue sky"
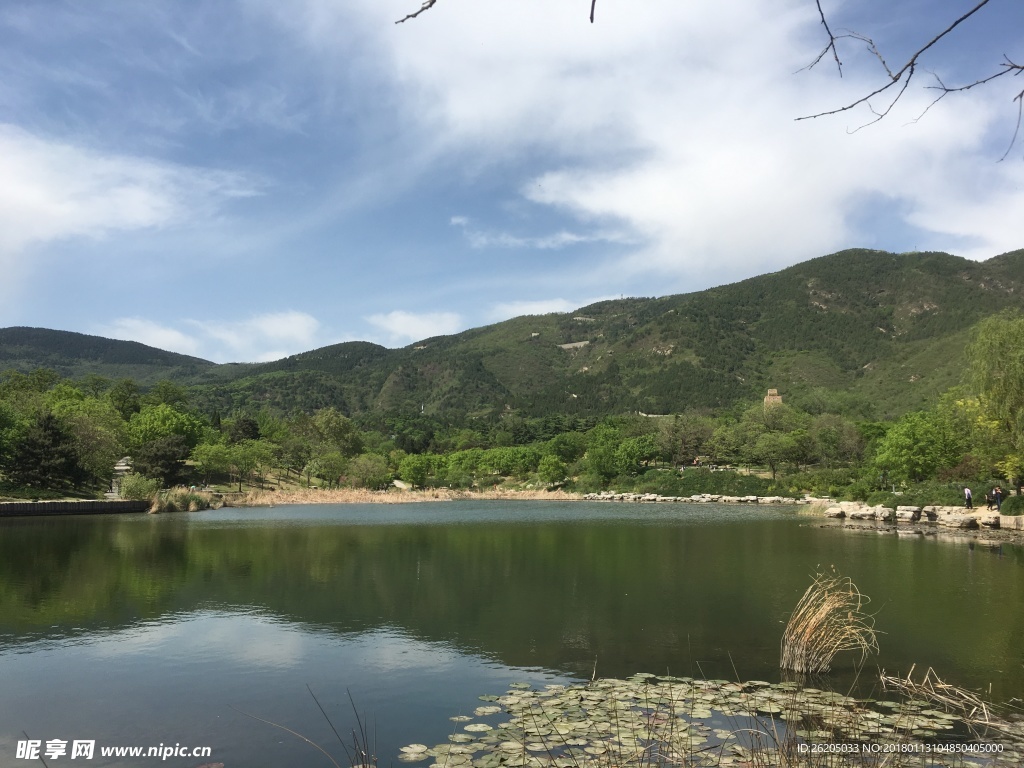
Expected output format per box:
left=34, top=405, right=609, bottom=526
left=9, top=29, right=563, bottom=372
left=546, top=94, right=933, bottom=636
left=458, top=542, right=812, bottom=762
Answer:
left=1, top=0, right=1022, bottom=362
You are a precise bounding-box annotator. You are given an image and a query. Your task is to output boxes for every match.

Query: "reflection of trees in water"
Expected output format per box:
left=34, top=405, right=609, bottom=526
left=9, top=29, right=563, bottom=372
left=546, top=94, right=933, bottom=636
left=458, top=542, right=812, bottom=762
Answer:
left=2, top=515, right=1023, bottom=699
left=0, top=516, right=189, bottom=629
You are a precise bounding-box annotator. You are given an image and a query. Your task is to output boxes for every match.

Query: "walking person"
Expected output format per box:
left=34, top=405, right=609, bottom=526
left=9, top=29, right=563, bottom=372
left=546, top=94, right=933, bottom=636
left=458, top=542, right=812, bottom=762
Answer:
left=994, top=486, right=1003, bottom=512
left=964, top=486, right=973, bottom=509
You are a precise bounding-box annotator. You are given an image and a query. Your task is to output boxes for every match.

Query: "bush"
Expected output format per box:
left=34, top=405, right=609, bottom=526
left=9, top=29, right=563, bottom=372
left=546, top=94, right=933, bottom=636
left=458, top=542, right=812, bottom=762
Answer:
left=897, top=482, right=965, bottom=508
left=780, top=468, right=857, bottom=497
left=611, top=468, right=773, bottom=497
left=1001, top=494, right=1024, bottom=516
left=119, top=473, right=161, bottom=501
left=865, top=491, right=898, bottom=509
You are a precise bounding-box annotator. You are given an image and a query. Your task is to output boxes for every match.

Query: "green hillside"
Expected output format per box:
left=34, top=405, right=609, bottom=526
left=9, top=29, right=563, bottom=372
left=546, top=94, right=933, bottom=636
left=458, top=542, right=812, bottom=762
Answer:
left=4, top=248, right=1023, bottom=421
left=0, top=327, right=217, bottom=384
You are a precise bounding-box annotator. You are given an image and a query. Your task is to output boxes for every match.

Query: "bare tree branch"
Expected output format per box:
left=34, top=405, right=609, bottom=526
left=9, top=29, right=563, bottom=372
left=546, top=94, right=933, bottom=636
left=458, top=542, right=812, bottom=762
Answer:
left=805, top=0, right=843, bottom=76
left=398, top=0, right=598, bottom=25
left=798, top=0, right=997, bottom=122
left=396, top=0, right=438, bottom=25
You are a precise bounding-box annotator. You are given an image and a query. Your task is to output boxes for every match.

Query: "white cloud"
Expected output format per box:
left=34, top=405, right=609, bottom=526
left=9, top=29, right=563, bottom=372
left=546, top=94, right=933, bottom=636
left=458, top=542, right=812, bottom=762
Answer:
left=97, top=310, right=323, bottom=363
left=486, top=299, right=576, bottom=321
left=365, top=310, right=464, bottom=345
left=99, top=317, right=204, bottom=357
left=0, top=124, right=257, bottom=257
left=290, top=0, right=1023, bottom=284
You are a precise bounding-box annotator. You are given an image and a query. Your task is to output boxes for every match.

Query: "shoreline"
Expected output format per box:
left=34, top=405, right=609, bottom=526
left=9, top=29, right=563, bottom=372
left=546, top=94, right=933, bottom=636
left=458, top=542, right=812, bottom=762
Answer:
left=224, top=487, right=586, bottom=506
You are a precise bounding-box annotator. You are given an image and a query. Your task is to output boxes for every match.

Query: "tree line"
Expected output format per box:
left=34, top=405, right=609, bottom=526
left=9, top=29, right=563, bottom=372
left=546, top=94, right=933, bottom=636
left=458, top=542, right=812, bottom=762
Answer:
left=2, top=312, right=1023, bottom=504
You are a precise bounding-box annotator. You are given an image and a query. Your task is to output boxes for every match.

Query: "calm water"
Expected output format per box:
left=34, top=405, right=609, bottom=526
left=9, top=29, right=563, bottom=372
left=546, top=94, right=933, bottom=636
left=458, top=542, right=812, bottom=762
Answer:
left=1, top=501, right=1022, bottom=767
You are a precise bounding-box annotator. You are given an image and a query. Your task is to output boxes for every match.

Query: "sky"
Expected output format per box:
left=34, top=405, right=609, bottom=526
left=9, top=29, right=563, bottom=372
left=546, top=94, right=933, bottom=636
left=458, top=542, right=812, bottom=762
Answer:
left=1, top=0, right=1022, bottom=363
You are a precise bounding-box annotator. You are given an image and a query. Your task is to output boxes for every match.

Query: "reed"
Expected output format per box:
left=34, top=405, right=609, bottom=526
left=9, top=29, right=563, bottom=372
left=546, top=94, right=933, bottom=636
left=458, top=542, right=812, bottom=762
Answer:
left=780, top=568, right=879, bottom=675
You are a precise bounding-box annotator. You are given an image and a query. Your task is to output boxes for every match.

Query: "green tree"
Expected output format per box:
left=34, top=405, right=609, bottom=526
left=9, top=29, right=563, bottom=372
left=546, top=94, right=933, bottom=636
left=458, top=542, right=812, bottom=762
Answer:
left=134, top=435, right=191, bottom=486
left=227, top=439, right=277, bottom=491
left=584, top=424, right=621, bottom=481
left=191, top=442, right=232, bottom=486
left=346, top=453, right=392, bottom=489
left=399, top=454, right=432, bottom=487
left=313, top=407, right=363, bottom=456
left=127, top=404, right=205, bottom=451
left=537, top=454, right=567, bottom=485
left=48, top=392, right=127, bottom=487
left=968, top=311, right=1024, bottom=450
left=107, top=378, right=141, bottom=420
left=6, top=412, right=87, bottom=489
left=306, top=451, right=349, bottom=489
left=872, top=409, right=967, bottom=484
left=142, top=380, right=190, bottom=409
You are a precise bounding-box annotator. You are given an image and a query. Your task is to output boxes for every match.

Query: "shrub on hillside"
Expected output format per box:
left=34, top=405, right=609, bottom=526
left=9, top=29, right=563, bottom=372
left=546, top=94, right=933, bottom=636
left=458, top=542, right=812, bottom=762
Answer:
left=1000, top=495, right=1024, bottom=516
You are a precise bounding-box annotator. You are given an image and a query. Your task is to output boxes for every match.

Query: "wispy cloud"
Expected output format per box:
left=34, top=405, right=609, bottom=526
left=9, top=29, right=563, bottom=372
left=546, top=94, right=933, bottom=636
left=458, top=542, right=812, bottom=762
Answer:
left=0, top=124, right=258, bottom=253
left=450, top=215, right=630, bottom=250
left=365, top=310, right=464, bottom=346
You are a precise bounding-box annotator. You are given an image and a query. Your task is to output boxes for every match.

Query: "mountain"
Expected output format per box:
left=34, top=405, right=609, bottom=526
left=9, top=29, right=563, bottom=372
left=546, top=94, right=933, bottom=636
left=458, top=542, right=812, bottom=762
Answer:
left=4, top=248, right=1024, bottom=420
left=0, top=327, right=218, bottom=384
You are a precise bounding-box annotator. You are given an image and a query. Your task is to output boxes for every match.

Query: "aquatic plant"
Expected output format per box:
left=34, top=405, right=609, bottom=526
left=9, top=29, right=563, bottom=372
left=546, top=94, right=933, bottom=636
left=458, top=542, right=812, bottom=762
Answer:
left=779, top=569, right=878, bottom=675
left=400, top=676, right=1023, bottom=768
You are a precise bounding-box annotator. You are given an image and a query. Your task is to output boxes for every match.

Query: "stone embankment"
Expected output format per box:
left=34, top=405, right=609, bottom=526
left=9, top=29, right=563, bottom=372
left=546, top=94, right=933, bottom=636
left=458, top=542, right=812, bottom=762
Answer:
left=816, top=500, right=1024, bottom=531
left=580, top=491, right=1024, bottom=532
left=583, top=491, right=805, bottom=505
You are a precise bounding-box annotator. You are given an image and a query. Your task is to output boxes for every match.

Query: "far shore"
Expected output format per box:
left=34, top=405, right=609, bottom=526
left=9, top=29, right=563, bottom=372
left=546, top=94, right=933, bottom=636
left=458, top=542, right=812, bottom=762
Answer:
left=224, top=487, right=584, bottom=506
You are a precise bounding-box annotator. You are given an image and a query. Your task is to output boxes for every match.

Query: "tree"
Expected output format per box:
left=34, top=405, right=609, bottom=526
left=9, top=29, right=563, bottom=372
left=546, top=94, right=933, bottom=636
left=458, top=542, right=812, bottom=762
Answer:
left=871, top=409, right=968, bottom=484
left=108, top=378, right=141, bottom=420
left=313, top=407, right=363, bottom=457
left=50, top=396, right=127, bottom=487
left=306, top=451, right=349, bottom=489
left=133, top=434, right=191, bottom=486
left=227, top=414, right=261, bottom=444
left=537, top=454, right=567, bottom=485
left=346, top=453, right=392, bottom=489
left=399, top=453, right=433, bottom=487
left=6, top=412, right=88, bottom=489
left=227, top=439, right=277, bottom=492
left=142, top=380, right=190, bottom=410
left=127, top=404, right=205, bottom=451
left=968, top=312, right=1024, bottom=450
left=191, top=442, right=233, bottom=486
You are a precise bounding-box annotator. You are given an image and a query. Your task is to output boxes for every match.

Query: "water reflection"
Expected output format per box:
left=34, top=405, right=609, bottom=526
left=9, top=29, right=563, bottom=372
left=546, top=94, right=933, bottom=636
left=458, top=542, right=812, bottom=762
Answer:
left=1, top=502, right=1022, bottom=765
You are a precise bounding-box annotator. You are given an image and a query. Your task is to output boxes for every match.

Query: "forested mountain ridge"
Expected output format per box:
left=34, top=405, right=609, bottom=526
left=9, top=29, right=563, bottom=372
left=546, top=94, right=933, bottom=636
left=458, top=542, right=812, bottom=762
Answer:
left=0, top=326, right=218, bottom=384
left=4, top=248, right=1024, bottom=421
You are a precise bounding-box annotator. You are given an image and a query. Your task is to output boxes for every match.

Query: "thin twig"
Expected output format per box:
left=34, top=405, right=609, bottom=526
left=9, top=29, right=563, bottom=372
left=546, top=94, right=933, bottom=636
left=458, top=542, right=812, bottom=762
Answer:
left=799, top=0, right=996, bottom=121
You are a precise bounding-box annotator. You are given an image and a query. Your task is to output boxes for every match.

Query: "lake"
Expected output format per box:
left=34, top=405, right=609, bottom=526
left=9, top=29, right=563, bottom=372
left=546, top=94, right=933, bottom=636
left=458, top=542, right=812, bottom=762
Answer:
left=1, top=501, right=1022, bottom=766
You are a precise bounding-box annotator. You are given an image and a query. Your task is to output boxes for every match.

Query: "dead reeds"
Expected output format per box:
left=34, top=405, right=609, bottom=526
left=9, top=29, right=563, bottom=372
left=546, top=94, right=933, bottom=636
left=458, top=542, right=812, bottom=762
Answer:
left=880, top=664, right=1015, bottom=738
left=780, top=568, right=879, bottom=675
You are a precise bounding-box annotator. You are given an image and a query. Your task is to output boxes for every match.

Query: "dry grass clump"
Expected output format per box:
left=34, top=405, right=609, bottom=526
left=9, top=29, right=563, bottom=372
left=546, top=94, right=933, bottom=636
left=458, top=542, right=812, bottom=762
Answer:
left=148, top=489, right=221, bottom=514
left=780, top=568, right=879, bottom=674
left=881, top=664, right=1016, bottom=738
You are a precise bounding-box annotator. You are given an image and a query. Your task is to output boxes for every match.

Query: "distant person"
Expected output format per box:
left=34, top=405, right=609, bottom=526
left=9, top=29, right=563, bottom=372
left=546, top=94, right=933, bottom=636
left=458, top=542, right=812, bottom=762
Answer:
left=994, top=486, right=1003, bottom=512
left=964, top=487, right=972, bottom=509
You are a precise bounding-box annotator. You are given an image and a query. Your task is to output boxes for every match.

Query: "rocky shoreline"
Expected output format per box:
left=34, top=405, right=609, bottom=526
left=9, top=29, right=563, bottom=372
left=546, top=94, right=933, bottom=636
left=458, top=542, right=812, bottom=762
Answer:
left=582, top=490, right=1024, bottom=544
left=582, top=491, right=807, bottom=505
